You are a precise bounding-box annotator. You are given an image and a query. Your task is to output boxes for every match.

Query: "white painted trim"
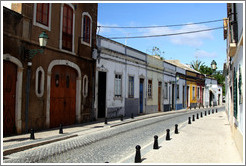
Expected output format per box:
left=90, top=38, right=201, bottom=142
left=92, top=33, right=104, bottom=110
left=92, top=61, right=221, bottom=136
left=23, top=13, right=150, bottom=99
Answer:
left=35, top=66, right=45, bottom=97
left=46, top=60, right=81, bottom=128
left=3, top=54, right=23, bottom=134
left=33, top=3, right=52, bottom=31
left=83, top=75, right=88, bottom=98
left=81, top=12, right=92, bottom=47
left=59, top=3, right=75, bottom=53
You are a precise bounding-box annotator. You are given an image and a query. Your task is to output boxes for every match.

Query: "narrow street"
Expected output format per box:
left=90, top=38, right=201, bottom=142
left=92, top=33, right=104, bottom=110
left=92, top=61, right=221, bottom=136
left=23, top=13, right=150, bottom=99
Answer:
left=4, top=107, right=226, bottom=163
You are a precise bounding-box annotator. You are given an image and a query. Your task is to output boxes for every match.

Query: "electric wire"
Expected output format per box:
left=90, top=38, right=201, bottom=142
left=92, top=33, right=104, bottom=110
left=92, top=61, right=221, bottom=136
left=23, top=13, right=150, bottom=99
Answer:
left=108, top=26, right=224, bottom=39
left=98, top=19, right=223, bottom=29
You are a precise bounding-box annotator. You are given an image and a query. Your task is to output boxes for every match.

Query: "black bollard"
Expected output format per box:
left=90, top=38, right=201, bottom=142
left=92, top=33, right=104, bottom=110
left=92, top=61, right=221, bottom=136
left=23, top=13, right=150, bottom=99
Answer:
left=201, top=112, right=203, bottom=118
left=153, top=135, right=159, bottom=149
left=192, top=115, right=195, bottom=121
left=166, top=129, right=171, bottom=140
left=59, top=124, right=63, bottom=134
left=208, top=110, right=210, bottom=115
left=131, top=113, right=134, bottom=119
left=120, top=115, right=123, bottom=121
left=197, top=113, right=199, bottom=119
left=175, top=124, right=179, bottom=134
left=212, top=109, right=214, bottom=114
left=105, top=117, right=108, bottom=125
left=216, top=109, right=218, bottom=113
left=30, top=129, right=35, bottom=139
left=135, top=145, right=141, bottom=163
left=205, top=111, right=207, bottom=116
left=188, top=117, right=191, bottom=124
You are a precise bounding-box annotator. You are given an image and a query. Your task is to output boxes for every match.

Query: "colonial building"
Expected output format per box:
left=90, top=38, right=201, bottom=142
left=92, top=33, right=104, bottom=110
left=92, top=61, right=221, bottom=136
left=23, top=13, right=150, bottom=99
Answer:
left=163, top=60, right=176, bottom=111
left=165, top=60, right=187, bottom=110
left=95, top=35, right=147, bottom=119
left=204, top=77, right=221, bottom=107
left=146, top=55, right=164, bottom=113
left=3, top=3, right=98, bottom=136
left=224, top=3, right=244, bottom=159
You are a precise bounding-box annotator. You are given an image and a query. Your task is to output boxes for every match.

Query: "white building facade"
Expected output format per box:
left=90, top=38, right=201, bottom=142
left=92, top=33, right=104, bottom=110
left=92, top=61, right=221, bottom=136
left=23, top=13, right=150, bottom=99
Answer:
left=224, top=3, right=244, bottom=160
left=95, top=35, right=147, bottom=119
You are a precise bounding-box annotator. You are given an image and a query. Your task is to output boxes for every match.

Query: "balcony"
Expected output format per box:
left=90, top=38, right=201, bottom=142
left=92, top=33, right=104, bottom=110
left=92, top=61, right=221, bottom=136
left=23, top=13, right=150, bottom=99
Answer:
left=228, top=42, right=237, bottom=57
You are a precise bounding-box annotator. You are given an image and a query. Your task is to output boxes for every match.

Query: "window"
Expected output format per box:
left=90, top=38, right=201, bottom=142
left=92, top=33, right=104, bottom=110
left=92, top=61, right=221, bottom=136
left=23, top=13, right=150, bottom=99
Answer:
left=128, top=76, right=134, bottom=98
left=177, top=85, right=179, bottom=99
left=81, top=13, right=92, bottom=46
left=33, top=3, right=51, bottom=30
left=83, top=75, right=88, bottom=98
left=36, top=3, right=49, bottom=26
left=164, top=83, right=168, bottom=99
left=197, top=86, right=200, bottom=99
left=115, top=74, right=122, bottom=97
left=62, top=4, right=73, bottom=51
left=35, top=67, right=45, bottom=97
left=192, top=86, right=195, bottom=100
left=148, top=80, right=152, bottom=98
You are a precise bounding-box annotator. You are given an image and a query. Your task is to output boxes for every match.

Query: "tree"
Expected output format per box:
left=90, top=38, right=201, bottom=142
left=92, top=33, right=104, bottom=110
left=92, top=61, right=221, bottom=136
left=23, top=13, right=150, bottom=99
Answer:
left=199, top=65, right=213, bottom=75
left=150, top=46, right=165, bottom=60
left=190, top=60, right=204, bottom=71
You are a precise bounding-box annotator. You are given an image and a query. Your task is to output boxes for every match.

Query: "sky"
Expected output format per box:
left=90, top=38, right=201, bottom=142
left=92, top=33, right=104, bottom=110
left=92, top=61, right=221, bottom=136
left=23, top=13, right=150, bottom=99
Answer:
left=98, top=2, right=227, bottom=71
left=2, top=2, right=227, bottom=70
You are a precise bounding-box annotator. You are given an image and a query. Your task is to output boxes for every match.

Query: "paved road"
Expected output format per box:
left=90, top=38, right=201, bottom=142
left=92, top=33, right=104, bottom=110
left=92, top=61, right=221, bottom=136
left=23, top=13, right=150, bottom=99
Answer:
left=4, top=107, right=222, bottom=163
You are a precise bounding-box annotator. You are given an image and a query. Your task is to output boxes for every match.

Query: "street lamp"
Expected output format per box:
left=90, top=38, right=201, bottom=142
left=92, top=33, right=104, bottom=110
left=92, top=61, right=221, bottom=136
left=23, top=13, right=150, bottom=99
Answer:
left=24, top=31, right=48, bottom=133
left=211, top=60, right=217, bottom=70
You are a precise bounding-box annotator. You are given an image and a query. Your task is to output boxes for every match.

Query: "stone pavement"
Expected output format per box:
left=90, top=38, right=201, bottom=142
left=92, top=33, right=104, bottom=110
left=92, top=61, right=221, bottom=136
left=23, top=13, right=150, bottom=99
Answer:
left=3, top=107, right=190, bottom=157
left=141, top=110, right=243, bottom=164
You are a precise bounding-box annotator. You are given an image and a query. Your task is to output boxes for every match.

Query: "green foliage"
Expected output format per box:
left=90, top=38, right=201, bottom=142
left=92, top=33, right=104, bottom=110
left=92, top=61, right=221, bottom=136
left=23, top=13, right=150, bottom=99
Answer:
left=190, top=60, right=204, bottom=71
left=199, top=65, right=213, bottom=75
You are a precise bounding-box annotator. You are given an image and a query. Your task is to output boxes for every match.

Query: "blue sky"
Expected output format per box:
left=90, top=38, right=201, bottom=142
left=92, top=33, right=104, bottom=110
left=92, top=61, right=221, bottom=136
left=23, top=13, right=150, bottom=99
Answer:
left=98, top=3, right=227, bottom=70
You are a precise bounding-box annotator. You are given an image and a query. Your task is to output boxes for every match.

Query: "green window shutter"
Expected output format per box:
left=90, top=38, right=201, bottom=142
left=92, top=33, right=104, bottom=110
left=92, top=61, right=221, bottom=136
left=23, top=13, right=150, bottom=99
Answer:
left=239, top=65, right=242, bottom=104
left=233, top=68, right=238, bottom=119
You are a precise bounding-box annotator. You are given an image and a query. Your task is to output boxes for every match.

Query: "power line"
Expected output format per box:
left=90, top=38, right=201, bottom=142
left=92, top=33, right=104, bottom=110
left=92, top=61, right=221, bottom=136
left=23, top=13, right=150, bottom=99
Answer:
left=108, top=27, right=223, bottom=39
left=98, top=19, right=223, bottom=29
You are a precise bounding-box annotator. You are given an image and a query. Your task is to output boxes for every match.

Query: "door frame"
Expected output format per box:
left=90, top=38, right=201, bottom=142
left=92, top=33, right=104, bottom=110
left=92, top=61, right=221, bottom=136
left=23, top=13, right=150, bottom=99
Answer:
left=3, top=54, right=23, bottom=134
left=46, top=60, right=81, bottom=128
left=97, top=71, right=107, bottom=118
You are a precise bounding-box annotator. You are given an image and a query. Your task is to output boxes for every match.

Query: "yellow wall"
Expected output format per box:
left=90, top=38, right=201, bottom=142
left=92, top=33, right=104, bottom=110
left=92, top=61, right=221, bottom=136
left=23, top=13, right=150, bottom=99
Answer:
left=186, top=80, right=197, bottom=105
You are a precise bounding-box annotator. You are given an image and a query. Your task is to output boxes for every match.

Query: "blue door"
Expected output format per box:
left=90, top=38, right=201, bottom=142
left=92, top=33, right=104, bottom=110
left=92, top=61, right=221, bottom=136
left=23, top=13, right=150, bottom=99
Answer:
left=139, top=79, right=144, bottom=113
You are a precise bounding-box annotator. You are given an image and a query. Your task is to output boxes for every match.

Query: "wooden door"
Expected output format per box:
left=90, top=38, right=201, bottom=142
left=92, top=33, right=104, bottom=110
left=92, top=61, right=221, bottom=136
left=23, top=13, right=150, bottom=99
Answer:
left=3, top=61, right=17, bottom=136
left=139, top=79, right=144, bottom=113
left=50, top=66, right=77, bottom=128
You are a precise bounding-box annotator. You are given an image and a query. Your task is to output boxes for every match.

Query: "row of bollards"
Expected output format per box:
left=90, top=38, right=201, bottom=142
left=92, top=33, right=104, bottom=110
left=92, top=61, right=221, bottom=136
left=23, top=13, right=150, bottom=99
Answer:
left=188, top=108, right=219, bottom=125
left=135, top=123, right=179, bottom=163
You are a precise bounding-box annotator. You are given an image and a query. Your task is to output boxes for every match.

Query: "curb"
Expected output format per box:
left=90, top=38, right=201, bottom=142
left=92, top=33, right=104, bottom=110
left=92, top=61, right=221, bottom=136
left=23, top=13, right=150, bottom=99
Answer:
left=3, top=134, right=78, bottom=156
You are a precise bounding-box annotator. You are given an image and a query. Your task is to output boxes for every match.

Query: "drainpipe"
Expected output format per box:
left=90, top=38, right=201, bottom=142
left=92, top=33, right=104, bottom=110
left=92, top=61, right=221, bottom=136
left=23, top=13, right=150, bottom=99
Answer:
left=25, top=62, right=32, bottom=133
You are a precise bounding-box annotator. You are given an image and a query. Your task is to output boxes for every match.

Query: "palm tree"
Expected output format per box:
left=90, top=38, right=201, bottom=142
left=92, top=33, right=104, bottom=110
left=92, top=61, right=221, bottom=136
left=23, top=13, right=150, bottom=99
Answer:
left=190, top=60, right=204, bottom=71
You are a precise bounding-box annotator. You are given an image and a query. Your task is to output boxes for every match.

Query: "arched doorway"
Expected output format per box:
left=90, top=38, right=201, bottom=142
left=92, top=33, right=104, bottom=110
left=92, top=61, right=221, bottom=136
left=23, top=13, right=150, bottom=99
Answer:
left=50, top=65, right=77, bottom=128
left=3, top=61, right=17, bottom=136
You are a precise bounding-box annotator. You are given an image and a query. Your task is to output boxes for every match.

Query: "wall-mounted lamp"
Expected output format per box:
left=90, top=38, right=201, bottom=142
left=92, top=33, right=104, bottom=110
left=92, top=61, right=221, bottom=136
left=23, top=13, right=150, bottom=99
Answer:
left=24, top=31, right=48, bottom=61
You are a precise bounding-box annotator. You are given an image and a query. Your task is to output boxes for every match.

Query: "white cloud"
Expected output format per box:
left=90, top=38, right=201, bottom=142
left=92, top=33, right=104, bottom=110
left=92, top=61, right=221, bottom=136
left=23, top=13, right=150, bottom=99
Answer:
left=141, top=23, right=214, bottom=47
left=194, top=49, right=217, bottom=58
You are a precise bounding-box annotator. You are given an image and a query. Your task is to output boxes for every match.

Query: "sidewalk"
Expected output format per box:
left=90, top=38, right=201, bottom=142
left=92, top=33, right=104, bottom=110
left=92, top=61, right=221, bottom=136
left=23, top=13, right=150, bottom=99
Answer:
left=141, top=110, right=243, bottom=164
left=3, top=107, right=191, bottom=156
